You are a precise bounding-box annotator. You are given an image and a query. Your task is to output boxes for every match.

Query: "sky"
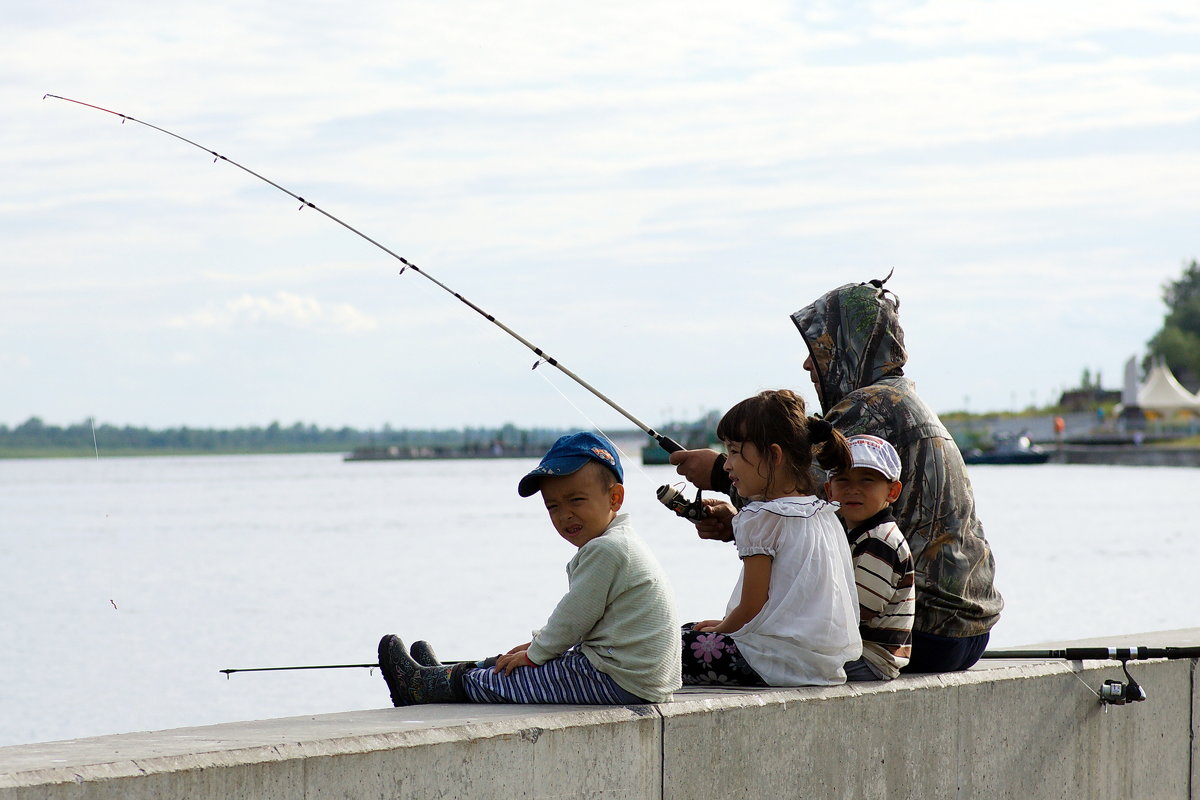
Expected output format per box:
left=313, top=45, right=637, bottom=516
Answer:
left=4, top=1, right=1199, bottom=433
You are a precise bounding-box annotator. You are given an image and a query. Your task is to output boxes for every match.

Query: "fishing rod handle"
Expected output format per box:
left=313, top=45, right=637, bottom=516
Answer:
left=657, top=436, right=684, bottom=453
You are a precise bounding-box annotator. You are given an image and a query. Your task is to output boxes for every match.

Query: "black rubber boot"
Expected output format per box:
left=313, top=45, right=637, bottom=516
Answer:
left=379, top=634, right=471, bottom=706
left=409, top=640, right=441, bottom=667
left=417, top=661, right=473, bottom=704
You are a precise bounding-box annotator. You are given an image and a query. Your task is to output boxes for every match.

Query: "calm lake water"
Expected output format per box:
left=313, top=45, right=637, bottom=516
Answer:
left=0, top=452, right=1196, bottom=747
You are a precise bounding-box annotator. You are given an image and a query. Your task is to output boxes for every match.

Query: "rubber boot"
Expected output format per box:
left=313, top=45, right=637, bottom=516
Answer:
left=379, top=634, right=471, bottom=706
left=409, top=640, right=441, bottom=667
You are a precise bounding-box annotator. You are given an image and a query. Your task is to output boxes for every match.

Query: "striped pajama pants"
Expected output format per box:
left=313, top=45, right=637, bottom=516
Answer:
left=463, top=647, right=646, bottom=704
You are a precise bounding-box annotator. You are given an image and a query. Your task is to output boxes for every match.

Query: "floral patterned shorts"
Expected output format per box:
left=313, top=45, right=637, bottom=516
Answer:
left=680, top=623, right=766, bottom=687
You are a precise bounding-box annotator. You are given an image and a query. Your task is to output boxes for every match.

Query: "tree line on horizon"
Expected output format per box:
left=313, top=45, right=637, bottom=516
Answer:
left=8, top=260, right=1197, bottom=457
left=0, top=418, right=576, bottom=458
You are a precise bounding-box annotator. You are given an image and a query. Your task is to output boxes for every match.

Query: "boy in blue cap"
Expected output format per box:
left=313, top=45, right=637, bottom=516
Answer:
left=378, top=431, right=682, bottom=705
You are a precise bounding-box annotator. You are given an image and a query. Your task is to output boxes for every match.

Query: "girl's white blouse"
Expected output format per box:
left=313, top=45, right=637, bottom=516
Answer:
left=726, top=496, right=862, bottom=685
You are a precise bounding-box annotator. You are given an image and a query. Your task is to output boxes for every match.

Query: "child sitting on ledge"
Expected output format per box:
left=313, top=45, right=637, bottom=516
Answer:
left=378, top=431, right=682, bottom=705
left=826, top=434, right=915, bottom=681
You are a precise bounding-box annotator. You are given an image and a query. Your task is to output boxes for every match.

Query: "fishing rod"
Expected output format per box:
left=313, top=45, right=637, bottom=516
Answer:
left=982, top=645, right=1200, bottom=707
left=982, top=646, right=1200, bottom=661
left=220, top=659, right=476, bottom=677
left=220, top=663, right=378, bottom=677
left=43, top=93, right=685, bottom=455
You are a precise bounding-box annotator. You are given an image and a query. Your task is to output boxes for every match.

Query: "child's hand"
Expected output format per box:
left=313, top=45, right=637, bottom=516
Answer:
left=495, top=649, right=536, bottom=675
left=505, top=641, right=533, bottom=655
left=694, top=500, right=735, bottom=542
left=693, top=619, right=724, bottom=633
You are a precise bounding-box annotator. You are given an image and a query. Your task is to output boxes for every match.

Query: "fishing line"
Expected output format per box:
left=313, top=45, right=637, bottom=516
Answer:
left=533, top=367, right=709, bottom=523
left=531, top=368, right=659, bottom=491
left=1068, top=668, right=1102, bottom=701
left=87, top=415, right=120, bottom=611
left=44, top=93, right=684, bottom=455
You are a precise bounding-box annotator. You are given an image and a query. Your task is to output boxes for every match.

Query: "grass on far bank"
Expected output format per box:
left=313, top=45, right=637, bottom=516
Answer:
left=0, top=444, right=352, bottom=459
left=1155, top=434, right=1200, bottom=448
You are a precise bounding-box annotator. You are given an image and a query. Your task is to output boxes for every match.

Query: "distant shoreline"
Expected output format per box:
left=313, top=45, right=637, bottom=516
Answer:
left=4, top=411, right=1196, bottom=463
left=7, top=442, right=1200, bottom=469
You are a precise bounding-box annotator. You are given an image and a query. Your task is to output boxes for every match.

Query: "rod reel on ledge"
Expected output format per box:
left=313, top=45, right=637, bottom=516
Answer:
left=1098, top=661, right=1147, bottom=707
left=656, top=483, right=707, bottom=521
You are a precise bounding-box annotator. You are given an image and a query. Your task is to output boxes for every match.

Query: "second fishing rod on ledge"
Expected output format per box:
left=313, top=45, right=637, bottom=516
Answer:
left=221, top=645, right=1200, bottom=710
left=981, top=644, right=1200, bottom=707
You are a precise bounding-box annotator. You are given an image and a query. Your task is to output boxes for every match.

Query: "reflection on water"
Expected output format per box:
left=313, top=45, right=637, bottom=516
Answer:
left=0, top=454, right=1195, bottom=746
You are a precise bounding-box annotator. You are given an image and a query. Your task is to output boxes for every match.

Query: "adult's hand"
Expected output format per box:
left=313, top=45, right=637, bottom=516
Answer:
left=668, top=448, right=721, bottom=489
left=695, top=499, right=735, bottom=542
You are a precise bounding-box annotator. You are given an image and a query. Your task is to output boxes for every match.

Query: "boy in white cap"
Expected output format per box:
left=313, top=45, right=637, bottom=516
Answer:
left=825, top=434, right=915, bottom=681
left=378, top=431, right=681, bottom=705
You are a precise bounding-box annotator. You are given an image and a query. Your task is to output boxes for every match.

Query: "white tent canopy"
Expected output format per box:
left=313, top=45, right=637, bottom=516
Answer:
left=1137, top=359, right=1200, bottom=414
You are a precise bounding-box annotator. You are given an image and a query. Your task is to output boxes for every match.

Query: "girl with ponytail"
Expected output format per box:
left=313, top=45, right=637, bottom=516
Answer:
left=681, top=389, right=862, bottom=686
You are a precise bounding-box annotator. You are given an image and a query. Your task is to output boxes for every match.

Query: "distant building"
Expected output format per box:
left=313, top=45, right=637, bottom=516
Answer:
left=1057, top=387, right=1120, bottom=412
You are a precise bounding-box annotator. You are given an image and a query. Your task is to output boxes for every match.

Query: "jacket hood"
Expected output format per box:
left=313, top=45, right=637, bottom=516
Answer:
left=791, top=277, right=907, bottom=413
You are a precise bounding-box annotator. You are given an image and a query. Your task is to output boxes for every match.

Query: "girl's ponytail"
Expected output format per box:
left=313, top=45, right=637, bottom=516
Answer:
left=810, top=418, right=852, bottom=474
left=807, top=417, right=833, bottom=444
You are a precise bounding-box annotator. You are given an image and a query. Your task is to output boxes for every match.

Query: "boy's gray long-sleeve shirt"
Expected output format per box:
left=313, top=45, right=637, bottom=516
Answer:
left=527, top=512, right=682, bottom=703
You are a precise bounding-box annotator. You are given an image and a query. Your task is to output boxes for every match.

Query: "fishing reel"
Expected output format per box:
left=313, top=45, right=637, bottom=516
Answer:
left=1098, top=662, right=1146, bottom=706
left=656, top=483, right=707, bottom=521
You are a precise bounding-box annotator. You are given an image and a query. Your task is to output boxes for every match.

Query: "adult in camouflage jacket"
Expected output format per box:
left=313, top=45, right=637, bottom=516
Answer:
left=670, top=277, right=1002, bottom=672
left=793, top=277, right=1002, bottom=671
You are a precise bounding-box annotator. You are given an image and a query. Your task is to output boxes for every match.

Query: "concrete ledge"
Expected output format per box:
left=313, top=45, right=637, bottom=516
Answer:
left=663, top=659, right=1194, bottom=799
left=1050, top=445, right=1200, bottom=467
left=0, top=705, right=662, bottom=799
left=3, top=630, right=1197, bottom=799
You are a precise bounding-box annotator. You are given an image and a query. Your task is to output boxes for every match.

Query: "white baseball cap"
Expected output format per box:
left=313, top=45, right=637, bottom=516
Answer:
left=844, top=435, right=901, bottom=481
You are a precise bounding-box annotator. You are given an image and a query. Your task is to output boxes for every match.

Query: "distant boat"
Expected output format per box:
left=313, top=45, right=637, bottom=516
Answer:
left=964, top=433, right=1050, bottom=465
left=641, top=413, right=723, bottom=465
left=344, top=443, right=549, bottom=462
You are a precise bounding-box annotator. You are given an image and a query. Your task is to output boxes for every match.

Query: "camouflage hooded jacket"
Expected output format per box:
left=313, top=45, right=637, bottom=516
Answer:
left=791, top=280, right=1003, bottom=638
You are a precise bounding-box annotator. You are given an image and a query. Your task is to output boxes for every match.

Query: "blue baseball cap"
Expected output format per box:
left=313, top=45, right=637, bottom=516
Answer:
left=518, top=432, right=624, bottom=497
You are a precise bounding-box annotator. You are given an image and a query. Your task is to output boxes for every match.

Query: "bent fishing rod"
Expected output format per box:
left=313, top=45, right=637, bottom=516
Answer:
left=44, top=93, right=684, bottom=455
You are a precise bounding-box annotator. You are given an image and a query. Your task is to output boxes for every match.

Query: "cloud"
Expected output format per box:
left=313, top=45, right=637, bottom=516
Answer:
left=169, top=291, right=377, bottom=333
left=872, top=1, right=1200, bottom=46
left=5, top=1, right=1200, bottom=427
left=0, top=353, right=32, bottom=369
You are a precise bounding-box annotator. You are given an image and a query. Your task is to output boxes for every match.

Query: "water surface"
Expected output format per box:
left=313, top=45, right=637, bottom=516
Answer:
left=0, top=454, right=1194, bottom=746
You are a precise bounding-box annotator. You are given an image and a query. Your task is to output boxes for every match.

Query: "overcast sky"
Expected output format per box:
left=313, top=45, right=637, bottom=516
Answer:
left=5, top=2, right=1199, bottom=433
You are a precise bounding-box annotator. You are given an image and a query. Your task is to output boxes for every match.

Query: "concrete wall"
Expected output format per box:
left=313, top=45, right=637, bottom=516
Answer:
left=3, top=629, right=1197, bottom=800
left=1051, top=445, right=1200, bottom=467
